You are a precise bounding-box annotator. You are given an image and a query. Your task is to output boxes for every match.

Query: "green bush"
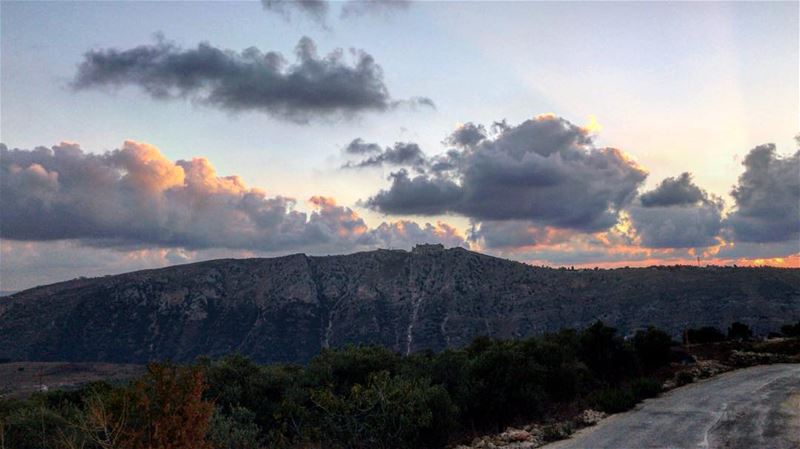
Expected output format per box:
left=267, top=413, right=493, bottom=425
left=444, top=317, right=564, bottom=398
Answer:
left=630, top=377, right=661, bottom=400
left=0, top=401, right=73, bottom=449
left=578, top=322, right=636, bottom=383
left=727, top=322, right=753, bottom=341
left=780, top=321, right=800, bottom=338
left=208, top=406, right=263, bottom=449
left=686, top=326, right=726, bottom=344
left=589, top=387, right=636, bottom=413
left=675, top=371, right=694, bottom=386
left=307, top=345, right=401, bottom=393
left=542, top=422, right=574, bottom=442
left=632, top=327, right=673, bottom=371
left=0, top=322, right=719, bottom=449
left=312, top=371, right=457, bottom=449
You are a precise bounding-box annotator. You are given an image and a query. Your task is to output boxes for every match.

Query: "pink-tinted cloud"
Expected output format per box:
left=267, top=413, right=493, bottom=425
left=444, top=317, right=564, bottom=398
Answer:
left=0, top=141, right=467, bottom=254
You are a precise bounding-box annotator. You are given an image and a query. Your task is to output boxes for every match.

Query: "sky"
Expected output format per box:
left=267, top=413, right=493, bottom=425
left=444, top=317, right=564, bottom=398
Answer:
left=1, top=0, right=799, bottom=291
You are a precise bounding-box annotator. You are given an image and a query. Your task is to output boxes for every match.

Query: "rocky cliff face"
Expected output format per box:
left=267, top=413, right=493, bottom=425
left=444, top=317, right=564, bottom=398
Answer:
left=1, top=246, right=798, bottom=363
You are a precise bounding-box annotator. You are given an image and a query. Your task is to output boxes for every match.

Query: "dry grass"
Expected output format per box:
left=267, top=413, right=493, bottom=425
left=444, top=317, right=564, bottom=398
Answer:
left=0, top=362, right=144, bottom=398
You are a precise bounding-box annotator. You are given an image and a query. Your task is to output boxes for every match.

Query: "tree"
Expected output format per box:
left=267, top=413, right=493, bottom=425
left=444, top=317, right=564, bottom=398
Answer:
left=685, top=326, right=726, bottom=344
left=727, top=322, right=753, bottom=341
left=312, top=371, right=456, bottom=449
left=125, top=363, right=215, bottom=449
left=780, top=321, right=800, bottom=338
left=633, top=327, right=673, bottom=371
left=207, top=406, right=262, bottom=449
left=578, top=322, right=636, bottom=383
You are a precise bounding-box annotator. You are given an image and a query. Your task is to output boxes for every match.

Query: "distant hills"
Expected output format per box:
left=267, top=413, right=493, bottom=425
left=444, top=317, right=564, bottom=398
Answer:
left=1, top=245, right=798, bottom=364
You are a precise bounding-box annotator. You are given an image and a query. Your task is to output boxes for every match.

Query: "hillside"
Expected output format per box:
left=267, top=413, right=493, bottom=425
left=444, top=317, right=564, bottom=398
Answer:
left=1, top=245, right=798, bottom=363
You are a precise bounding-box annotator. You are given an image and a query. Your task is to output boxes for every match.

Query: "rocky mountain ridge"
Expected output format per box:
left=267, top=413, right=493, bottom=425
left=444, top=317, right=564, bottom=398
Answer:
left=1, top=245, right=798, bottom=363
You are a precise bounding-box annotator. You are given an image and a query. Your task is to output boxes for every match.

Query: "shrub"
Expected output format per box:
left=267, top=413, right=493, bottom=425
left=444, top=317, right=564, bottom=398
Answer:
left=632, top=327, right=673, bottom=371
left=125, top=362, right=216, bottom=449
left=579, top=322, right=636, bottom=383
left=459, top=339, right=545, bottom=430
left=589, top=387, right=636, bottom=413
left=307, top=345, right=401, bottom=394
left=780, top=321, right=800, bottom=338
left=630, top=377, right=661, bottom=400
left=0, top=402, right=72, bottom=449
left=312, top=371, right=457, bottom=449
left=675, top=371, right=694, bottom=386
left=727, top=322, right=753, bottom=341
left=686, top=326, right=726, bottom=344
left=542, top=422, right=573, bottom=442
left=208, top=406, right=263, bottom=449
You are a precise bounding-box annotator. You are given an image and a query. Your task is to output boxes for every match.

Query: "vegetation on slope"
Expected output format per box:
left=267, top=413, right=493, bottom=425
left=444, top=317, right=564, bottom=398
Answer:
left=1, top=320, right=798, bottom=449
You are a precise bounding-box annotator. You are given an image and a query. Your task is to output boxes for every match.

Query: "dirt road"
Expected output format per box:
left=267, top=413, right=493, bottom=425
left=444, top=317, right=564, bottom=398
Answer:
left=545, top=363, right=800, bottom=449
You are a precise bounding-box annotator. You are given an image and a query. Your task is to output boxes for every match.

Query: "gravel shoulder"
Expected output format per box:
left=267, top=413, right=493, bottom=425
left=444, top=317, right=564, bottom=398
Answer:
left=543, top=363, right=800, bottom=449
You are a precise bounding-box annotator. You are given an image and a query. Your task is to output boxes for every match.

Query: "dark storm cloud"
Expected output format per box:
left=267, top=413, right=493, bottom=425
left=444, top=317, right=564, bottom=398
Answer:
left=726, top=143, right=800, bottom=243
left=73, top=36, right=429, bottom=123
left=629, top=173, right=724, bottom=248
left=363, top=169, right=463, bottom=215
left=639, top=172, right=706, bottom=207
left=444, top=122, right=487, bottom=149
left=628, top=201, right=724, bottom=248
left=343, top=142, right=427, bottom=170
left=0, top=142, right=466, bottom=252
left=365, top=115, right=648, bottom=232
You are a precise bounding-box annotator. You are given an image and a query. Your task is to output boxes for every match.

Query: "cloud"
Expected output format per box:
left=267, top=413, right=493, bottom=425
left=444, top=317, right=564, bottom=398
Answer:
left=261, top=0, right=411, bottom=24
left=0, top=141, right=467, bottom=254
left=363, top=169, right=463, bottom=215
left=365, top=115, right=648, bottom=232
left=628, top=173, right=724, bottom=248
left=344, top=138, right=382, bottom=155
left=639, top=172, right=706, bottom=207
left=262, top=0, right=329, bottom=24
left=73, top=36, right=431, bottom=123
left=628, top=201, right=724, bottom=249
left=368, top=220, right=466, bottom=249
left=444, top=122, right=487, bottom=149
left=340, top=0, right=412, bottom=18
left=469, top=221, right=574, bottom=249
left=726, top=143, right=800, bottom=243
left=343, top=142, right=427, bottom=171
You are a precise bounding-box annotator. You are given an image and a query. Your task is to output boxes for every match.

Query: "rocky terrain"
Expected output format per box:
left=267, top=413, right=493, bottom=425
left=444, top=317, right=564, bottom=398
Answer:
left=1, top=245, right=799, bottom=363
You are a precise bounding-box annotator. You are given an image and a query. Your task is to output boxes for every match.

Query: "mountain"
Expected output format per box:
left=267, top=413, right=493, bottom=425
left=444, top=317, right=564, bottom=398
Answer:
left=1, top=245, right=799, bottom=364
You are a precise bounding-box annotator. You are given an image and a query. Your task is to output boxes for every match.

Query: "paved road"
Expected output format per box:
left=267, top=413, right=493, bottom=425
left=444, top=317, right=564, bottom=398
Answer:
left=545, top=364, right=800, bottom=449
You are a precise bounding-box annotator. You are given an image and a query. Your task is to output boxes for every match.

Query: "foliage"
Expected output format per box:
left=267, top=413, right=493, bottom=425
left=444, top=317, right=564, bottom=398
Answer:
left=588, top=387, right=636, bottom=413
left=578, top=322, right=636, bottom=383
left=629, top=377, right=661, bottom=400
left=1, top=322, right=701, bottom=449
left=207, top=406, right=262, bottom=449
left=686, top=326, right=726, bottom=344
left=727, top=322, right=753, bottom=341
left=0, top=363, right=215, bottom=449
left=124, top=363, right=215, bottom=449
left=311, top=371, right=456, bottom=449
left=541, top=422, right=574, bottom=442
left=632, top=327, right=673, bottom=372
left=780, top=321, right=800, bottom=338
left=675, top=371, right=695, bottom=386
